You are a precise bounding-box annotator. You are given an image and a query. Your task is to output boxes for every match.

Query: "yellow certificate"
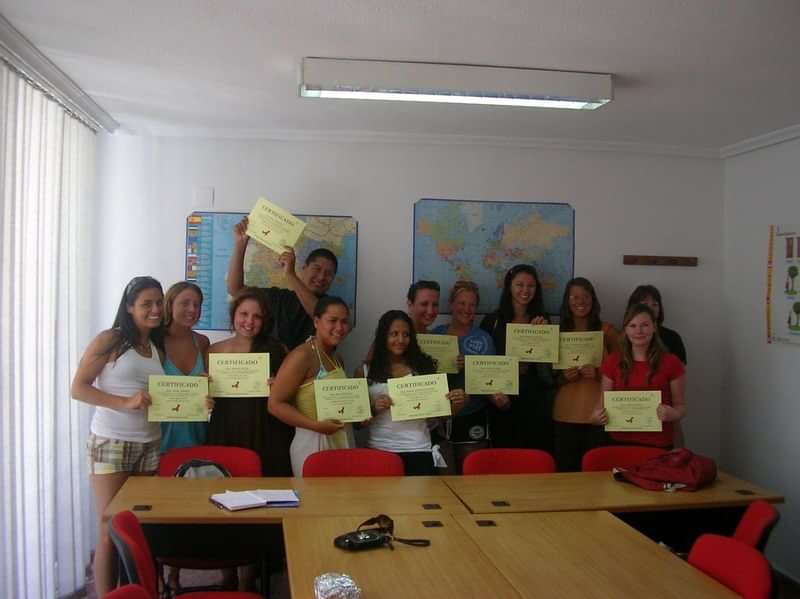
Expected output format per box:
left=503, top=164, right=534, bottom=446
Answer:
left=147, top=376, right=208, bottom=422
left=465, top=355, right=519, bottom=395
left=388, top=373, right=451, bottom=422
left=209, top=353, right=269, bottom=398
left=505, top=324, right=560, bottom=363
left=314, top=378, right=371, bottom=423
left=604, top=391, right=663, bottom=432
left=553, top=331, right=604, bottom=369
left=417, top=334, right=459, bottom=374
left=246, top=197, right=306, bottom=254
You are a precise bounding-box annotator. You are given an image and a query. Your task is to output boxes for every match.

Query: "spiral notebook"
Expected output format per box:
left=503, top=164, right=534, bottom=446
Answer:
left=210, top=489, right=300, bottom=511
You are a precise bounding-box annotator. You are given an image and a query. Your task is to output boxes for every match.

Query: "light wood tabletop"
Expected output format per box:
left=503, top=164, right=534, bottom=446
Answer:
left=283, top=513, right=522, bottom=599
left=453, top=511, right=740, bottom=599
left=104, top=476, right=468, bottom=524
left=441, top=471, right=783, bottom=514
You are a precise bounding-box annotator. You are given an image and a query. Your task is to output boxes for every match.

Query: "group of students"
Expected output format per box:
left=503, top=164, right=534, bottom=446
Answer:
left=71, top=216, right=687, bottom=595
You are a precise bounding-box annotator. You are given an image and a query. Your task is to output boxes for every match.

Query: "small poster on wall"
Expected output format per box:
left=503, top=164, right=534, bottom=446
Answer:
left=767, top=224, right=800, bottom=345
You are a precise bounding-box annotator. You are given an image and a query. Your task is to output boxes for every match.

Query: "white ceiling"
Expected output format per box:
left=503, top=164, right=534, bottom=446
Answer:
left=2, top=0, right=800, bottom=152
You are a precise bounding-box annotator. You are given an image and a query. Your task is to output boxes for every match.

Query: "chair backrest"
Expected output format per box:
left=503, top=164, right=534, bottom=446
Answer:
left=733, top=500, right=780, bottom=551
left=302, top=448, right=405, bottom=477
left=158, top=445, right=261, bottom=477
left=688, top=534, right=772, bottom=599
left=104, top=584, right=151, bottom=599
left=462, top=449, right=555, bottom=475
left=108, top=511, right=157, bottom=599
left=581, top=445, right=668, bottom=472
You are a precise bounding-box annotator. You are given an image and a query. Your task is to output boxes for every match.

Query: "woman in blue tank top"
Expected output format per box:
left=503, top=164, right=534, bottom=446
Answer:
left=160, top=282, right=212, bottom=453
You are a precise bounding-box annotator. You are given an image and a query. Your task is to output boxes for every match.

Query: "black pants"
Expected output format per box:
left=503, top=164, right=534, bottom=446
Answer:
left=397, top=451, right=436, bottom=476
left=553, top=421, right=609, bottom=472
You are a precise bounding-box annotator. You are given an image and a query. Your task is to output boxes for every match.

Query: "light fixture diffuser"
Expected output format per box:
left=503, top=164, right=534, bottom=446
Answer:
left=300, top=58, right=612, bottom=110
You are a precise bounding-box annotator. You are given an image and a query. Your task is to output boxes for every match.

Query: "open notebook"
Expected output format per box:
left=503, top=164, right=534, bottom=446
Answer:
left=210, top=489, right=300, bottom=511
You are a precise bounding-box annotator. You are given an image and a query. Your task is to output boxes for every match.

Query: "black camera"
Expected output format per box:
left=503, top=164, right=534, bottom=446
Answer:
left=333, top=529, right=392, bottom=551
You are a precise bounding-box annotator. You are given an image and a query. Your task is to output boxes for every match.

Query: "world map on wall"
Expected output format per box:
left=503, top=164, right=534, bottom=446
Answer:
left=413, top=199, right=574, bottom=315
left=186, top=212, right=358, bottom=330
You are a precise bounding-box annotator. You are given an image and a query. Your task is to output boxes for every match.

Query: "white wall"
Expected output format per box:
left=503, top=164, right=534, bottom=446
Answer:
left=94, top=133, right=724, bottom=456
left=723, top=137, right=800, bottom=578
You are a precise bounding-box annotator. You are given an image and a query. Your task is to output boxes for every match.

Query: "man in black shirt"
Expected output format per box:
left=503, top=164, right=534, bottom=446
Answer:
left=226, top=217, right=338, bottom=349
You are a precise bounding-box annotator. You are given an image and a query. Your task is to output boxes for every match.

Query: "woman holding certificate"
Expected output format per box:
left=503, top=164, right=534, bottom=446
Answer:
left=159, top=282, right=211, bottom=453
left=207, top=288, right=292, bottom=476
left=357, top=310, right=465, bottom=475
left=592, top=303, right=686, bottom=448
left=71, top=276, right=166, bottom=596
left=552, top=277, right=619, bottom=471
left=269, top=296, right=353, bottom=476
left=431, top=281, right=498, bottom=472
left=480, top=264, right=555, bottom=451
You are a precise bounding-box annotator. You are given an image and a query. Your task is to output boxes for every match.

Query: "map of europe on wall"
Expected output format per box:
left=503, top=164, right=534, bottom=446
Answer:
left=413, top=198, right=574, bottom=316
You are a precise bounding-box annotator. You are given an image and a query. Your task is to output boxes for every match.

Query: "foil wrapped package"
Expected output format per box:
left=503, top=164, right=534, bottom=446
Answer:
left=314, top=572, right=362, bottom=599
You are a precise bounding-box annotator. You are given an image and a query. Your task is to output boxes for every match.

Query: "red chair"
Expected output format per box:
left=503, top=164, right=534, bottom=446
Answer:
left=302, top=448, right=404, bottom=477
left=733, top=500, right=780, bottom=552
left=104, top=584, right=150, bottom=599
left=159, top=445, right=262, bottom=477
left=158, top=446, right=263, bottom=595
left=688, top=534, right=772, bottom=599
left=581, top=446, right=668, bottom=472
left=462, top=449, right=555, bottom=475
left=109, top=511, right=262, bottom=599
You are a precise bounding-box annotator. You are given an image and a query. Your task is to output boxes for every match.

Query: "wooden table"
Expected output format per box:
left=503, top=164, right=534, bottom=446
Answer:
left=442, top=471, right=783, bottom=514
left=104, top=476, right=468, bottom=524
left=283, top=514, right=522, bottom=599
left=453, top=511, right=739, bottom=599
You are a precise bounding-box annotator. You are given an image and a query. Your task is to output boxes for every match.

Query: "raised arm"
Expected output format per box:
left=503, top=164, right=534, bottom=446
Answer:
left=268, top=348, right=342, bottom=434
left=226, top=217, right=249, bottom=295
left=71, top=331, right=151, bottom=410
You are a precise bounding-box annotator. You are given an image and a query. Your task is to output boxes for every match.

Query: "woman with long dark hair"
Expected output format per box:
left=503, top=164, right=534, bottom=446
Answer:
left=552, top=277, right=619, bottom=471
left=71, top=276, right=166, bottom=596
left=480, top=264, right=555, bottom=450
left=207, top=287, right=291, bottom=476
left=592, top=303, right=686, bottom=448
left=357, top=310, right=464, bottom=475
left=269, top=296, right=354, bottom=476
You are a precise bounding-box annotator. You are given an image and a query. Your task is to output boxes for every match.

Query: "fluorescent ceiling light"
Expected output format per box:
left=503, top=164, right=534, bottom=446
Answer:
left=300, top=58, right=612, bottom=110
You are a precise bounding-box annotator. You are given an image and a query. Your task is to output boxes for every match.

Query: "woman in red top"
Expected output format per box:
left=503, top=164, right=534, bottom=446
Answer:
left=591, top=303, right=686, bottom=448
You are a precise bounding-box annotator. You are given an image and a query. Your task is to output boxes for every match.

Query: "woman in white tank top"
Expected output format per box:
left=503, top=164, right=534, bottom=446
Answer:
left=71, top=276, right=166, bottom=597
left=356, top=310, right=465, bottom=476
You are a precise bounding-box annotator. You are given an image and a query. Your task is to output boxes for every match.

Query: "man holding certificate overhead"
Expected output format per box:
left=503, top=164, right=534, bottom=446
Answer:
left=356, top=311, right=464, bottom=475
left=591, top=303, right=686, bottom=448
left=227, top=202, right=339, bottom=349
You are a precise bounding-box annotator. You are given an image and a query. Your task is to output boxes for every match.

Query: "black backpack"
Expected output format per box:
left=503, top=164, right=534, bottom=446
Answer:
left=173, top=459, right=231, bottom=479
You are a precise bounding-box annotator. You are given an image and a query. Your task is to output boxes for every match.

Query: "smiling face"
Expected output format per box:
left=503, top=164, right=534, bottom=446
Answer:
left=127, top=287, right=163, bottom=331
left=625, top=311, right=656, bottom=350
left=568, top=285, right=593, bottom=320
left=407, top=288, right=440, bottom=331
left=314, top=303, right=350, bottom=348
left=510, top=272, right=537, bottom=308
left=302, top=256, right=337, bottom=296
left=451, top=289, right=478, bottom=328
left=171, top=288, right=202, bottom=329
left=233, top=298, right=264, bottom=339
left=386, top=318, right=411, bottom=358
